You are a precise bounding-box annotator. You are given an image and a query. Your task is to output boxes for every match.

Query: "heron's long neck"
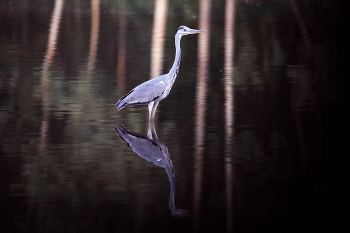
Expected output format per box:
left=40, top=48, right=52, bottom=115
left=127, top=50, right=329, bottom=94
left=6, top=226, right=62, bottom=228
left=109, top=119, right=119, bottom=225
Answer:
left=165, top=163, right=176, bottom=213
left=168, top=35, right=182, bottom=84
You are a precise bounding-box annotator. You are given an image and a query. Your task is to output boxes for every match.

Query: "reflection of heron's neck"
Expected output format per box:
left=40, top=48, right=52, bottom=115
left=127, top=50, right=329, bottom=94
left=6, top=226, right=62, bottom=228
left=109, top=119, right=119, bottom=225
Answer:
left=168, top=34, right=182, bottom=84
left=165, top=165, right=176, bottom=213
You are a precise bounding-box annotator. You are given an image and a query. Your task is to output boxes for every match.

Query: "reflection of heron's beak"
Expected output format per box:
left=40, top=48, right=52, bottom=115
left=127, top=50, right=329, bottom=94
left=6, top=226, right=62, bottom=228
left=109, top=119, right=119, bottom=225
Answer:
left=190, top=29, right=205, bottom=34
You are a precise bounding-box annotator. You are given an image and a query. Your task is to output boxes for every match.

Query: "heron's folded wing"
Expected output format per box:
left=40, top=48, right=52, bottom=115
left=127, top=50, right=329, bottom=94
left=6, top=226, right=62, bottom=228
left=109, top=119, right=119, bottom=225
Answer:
left=125, top=76, right=168, bottom=105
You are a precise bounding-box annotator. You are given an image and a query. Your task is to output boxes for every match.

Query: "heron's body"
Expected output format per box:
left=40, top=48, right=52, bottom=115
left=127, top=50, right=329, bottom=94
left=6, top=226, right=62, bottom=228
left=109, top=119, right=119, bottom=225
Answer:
left=116, top=73, right=171, bottom=110
left=116, top=25, right=204, bottom=120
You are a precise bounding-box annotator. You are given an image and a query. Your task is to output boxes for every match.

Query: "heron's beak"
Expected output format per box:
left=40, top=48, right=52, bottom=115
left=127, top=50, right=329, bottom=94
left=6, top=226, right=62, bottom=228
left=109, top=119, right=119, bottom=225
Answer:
left=189, top=29, right=205, bottom=34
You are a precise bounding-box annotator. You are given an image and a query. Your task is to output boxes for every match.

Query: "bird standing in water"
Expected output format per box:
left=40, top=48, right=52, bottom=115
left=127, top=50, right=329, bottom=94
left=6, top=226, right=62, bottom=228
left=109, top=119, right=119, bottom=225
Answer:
left=115, top=25, right=204, bottom=121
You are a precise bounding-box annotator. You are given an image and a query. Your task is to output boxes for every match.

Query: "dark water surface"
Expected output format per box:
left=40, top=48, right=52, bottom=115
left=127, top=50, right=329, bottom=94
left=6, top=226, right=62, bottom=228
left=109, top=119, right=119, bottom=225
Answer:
left=0, top=0, right=340, bottom=232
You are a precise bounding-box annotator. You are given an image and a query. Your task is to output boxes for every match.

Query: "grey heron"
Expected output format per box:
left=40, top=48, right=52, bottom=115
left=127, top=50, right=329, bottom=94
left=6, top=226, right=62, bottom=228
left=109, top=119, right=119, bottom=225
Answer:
left=115, top=123, right=188, bottom=216
left=115, top=25, right=204, bottom=121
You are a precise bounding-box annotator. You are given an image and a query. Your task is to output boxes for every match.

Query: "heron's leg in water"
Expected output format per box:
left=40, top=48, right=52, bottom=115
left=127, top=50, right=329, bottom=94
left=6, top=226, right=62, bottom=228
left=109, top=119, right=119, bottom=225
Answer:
left=150, top=121, right=158, bottom=138
left=151, top=102, right=159, bottom=120
left=147, top=123, right=152, bottom=139
left=147, top=121, right=157, bottom=139
left=148, top=101, right=154, bottom=121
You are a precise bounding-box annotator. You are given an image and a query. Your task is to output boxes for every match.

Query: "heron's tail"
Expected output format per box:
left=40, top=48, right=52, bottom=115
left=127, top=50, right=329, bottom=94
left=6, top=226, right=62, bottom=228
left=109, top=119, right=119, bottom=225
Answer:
left=115, top=126, right=129, bottom=145
left=116, top=99, right=136, bottom=110
left=115, top=99, right=126, bottom=111
left=115, top=125, right=127, bottom=139
left=116, top=89, right=135, bottom=110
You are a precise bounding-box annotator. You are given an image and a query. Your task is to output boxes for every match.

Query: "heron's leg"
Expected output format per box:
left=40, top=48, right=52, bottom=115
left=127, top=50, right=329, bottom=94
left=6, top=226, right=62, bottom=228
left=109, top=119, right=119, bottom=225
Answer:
left=151, top=102, right=159, bottom=120
left=148, top=101, right=154, bottom=121
left=150, top=121, right=158, bottom=139
left=147, top=123, right=153, bottom=139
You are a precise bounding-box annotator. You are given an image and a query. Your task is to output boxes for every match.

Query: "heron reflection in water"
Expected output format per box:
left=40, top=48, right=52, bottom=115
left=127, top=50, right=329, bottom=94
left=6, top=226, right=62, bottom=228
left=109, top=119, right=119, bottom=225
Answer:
left=115, top=123, right=188, bottom=217
left=116, top=26, right=204, bottom=121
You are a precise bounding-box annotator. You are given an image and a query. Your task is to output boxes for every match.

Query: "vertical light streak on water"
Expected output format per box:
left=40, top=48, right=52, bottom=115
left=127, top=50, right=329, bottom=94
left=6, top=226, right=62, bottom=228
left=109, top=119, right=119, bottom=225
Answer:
left=73, top=0, right=100, bottom=146
left=40, top=0, right=64, bottom=153
left=224, top=0, right=235, bottom=231
left=150, top=0, right=168, bottom=80
left=289, top=0, right=312, bottom=185
left=194, top=0, right=211, bottom=231
left=86, top=0, right=100, bottom=75
left=289, top=0, right=311, bottom=49
left=116, top=1, right=127, bottom=92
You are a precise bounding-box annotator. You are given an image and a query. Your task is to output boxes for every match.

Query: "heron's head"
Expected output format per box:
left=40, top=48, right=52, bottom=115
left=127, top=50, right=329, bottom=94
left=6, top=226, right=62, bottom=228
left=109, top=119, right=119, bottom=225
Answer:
left=175, top=25, right=204, bottom=37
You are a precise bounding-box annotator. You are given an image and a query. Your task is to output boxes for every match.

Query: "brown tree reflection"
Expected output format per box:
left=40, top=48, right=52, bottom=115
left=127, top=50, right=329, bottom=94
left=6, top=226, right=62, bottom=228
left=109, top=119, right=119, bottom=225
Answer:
left=40, top=0, right=64, bottom=154
left=194, top=0, right=211, bottom=231
left=86, top=0, right=100, bottom=75
left=150, top=0, right=168, bottom=80
left=116, top=0, right=127, bottom=92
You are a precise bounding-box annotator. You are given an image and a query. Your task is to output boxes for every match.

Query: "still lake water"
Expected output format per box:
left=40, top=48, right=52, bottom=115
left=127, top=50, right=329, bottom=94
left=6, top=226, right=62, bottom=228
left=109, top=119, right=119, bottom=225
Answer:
left=0, top=0, right=340, bottom=232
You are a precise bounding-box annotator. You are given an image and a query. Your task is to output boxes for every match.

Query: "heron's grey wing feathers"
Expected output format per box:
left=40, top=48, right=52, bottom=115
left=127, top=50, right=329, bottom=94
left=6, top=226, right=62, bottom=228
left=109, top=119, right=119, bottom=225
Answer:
left=116, top=75, right=168, bottom=110
left=115, top=126, right=168, bottom=168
